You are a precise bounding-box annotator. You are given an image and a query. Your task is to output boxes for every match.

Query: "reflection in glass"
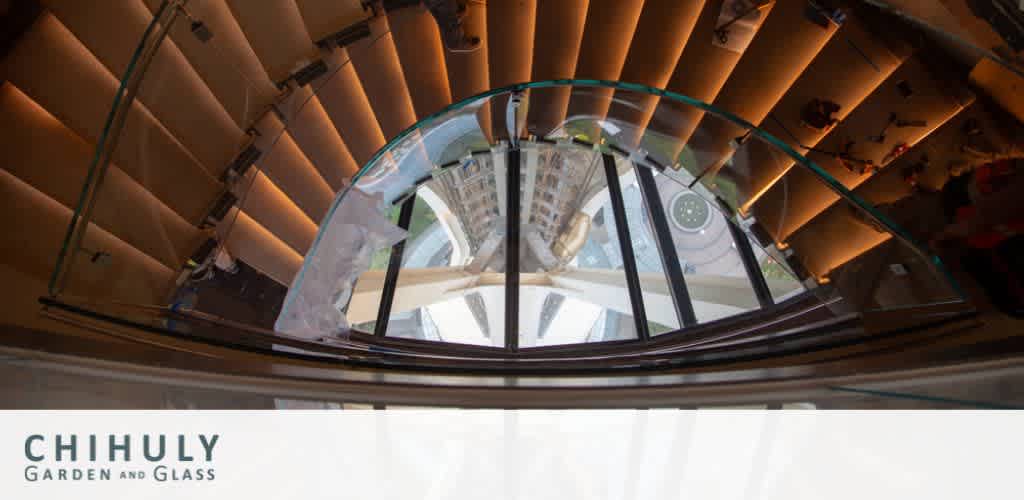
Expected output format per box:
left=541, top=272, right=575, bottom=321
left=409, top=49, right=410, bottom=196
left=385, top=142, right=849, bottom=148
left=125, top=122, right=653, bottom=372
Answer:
left=358, top=156, right=506, bottom=345
left=332, top=82, right=896, bottom=347
left=636, top=166, right=804, bottom=328
left=516, top=147, right=686, bottom=345
left=751, top=241, right=806, bottom=304
left=347, top=135, right=815, bottom=345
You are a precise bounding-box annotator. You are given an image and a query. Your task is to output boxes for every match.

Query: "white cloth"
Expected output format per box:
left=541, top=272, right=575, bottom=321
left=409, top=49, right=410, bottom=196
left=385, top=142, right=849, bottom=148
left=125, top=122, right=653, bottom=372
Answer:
left=275, top=186, right=407, bottom=340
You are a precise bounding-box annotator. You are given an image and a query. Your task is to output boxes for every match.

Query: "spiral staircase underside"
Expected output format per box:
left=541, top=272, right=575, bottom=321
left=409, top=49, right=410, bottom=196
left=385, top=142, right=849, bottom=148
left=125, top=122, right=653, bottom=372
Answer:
left=0, top=0, right=1022, bottom=405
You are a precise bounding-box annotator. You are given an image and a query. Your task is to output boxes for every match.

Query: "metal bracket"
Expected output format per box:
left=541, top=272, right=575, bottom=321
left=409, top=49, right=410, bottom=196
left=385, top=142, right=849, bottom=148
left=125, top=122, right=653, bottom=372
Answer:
left=222, top=141, right=262, bottom=182
left=315, top=19, right=372, bottom=50
left=505, top=89, right=526, bottom=149
left=205, top=191, right=239, bottom=225
left=177, top=5, right=213, bottom=43
left=276, top=59, right=328, bottom=90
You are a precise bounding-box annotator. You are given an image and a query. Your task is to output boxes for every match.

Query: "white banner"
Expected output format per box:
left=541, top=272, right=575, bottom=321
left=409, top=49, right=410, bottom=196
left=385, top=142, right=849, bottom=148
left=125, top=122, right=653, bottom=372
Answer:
left=1, top=411, right=1020, bottom=499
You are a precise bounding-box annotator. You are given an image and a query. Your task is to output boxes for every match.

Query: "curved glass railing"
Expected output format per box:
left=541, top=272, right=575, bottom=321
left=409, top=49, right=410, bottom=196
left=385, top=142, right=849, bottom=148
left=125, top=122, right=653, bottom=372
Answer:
left=43, top=0, right=1005, bottom=363
left=48, top=0, right=178, bottom=299
left=46, top=0, right=398, bottom=316
left=273, top=79, right=968, bottom=351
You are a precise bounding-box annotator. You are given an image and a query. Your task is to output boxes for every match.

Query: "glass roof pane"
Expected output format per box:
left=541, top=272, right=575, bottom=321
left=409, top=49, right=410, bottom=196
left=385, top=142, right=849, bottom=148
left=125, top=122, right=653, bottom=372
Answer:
left=613, top=157, right=682, bottom=336
left=383, top=155, right=504, bottom=346
left=275, top=80, right=964, bottom=352
left=751, top=239, right=806, bottom=303
left=344, top=139, right=812, bottom=345
left=641, top=169, right=761, bottom=326
left=517, top=143, right=642, bottom=345
left=350, top=203, right=403, bottom=334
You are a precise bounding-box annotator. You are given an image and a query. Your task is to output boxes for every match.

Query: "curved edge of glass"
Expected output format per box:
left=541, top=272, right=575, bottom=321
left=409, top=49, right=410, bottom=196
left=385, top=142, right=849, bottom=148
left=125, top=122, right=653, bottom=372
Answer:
left=861, top=0, right=1024, bottom=80
left=48, top=0, right=179, bottom=297
left=287, top=79, right=965, bottom=320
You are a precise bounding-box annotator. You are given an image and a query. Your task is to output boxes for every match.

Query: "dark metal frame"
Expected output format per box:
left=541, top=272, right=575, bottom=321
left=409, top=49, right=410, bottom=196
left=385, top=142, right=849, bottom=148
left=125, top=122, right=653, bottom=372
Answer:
left=373, top=196, right=417, bottom=337
left=36, top=295, right=857, bottom=373
left=37, top=294, right=980, bottom=381
left=505, top=147, right=521, bottom=350
left=634, top=164, right=698, bottom=327
left=367, top=140, right=815, bottom=349
left=725, top=218, right=775, bottom=309
left=348, top=290, right=834, bottom=358
left=602, top=153, right=651, bottom=341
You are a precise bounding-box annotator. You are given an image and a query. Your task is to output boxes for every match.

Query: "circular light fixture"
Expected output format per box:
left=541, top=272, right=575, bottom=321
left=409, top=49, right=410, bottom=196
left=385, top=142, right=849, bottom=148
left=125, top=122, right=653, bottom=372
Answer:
left=669, top=191, right=712, bottom=232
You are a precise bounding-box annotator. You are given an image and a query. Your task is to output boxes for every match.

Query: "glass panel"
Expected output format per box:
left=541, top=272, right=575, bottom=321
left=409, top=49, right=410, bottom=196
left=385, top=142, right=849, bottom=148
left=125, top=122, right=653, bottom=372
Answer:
left=290, top=80, right=969, bottom=346
left=49, top=1, right=182, bottom=302
left=368, top=204, right=403, bottom=270
left=516, top=142, right=642, bottom=345
left=373, top=155, right=504, bottom=346
left=57, top=28, right=973, bottom=348
left=544, top=87, right=813, bottom=323
left=43, top=0, right=1006, bottom=366
left=282, top=93, right=500, bottom=343
left=596, top=80, right=963, bottom=313
left=348, top=203, right=403, bottom=334
left=516, top=142, right=615, bottom=346
left=48, top=2, right=405, bottom=336
left=614, top=157, right=681, bottom=335
left=639, top=166, right=762, bottom=325
left=750, top=237, right=805, bottom=304
left=352, top=95, right=496, bottom=204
